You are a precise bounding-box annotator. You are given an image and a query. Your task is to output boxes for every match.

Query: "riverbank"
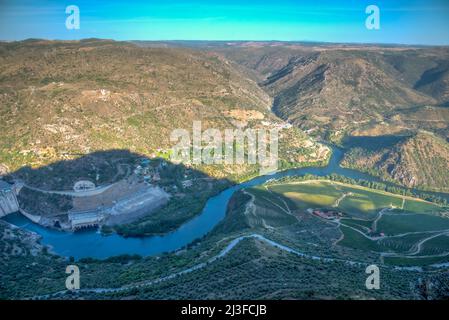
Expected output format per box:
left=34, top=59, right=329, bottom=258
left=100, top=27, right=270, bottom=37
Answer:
left=3, top=145, right=449, bottom=259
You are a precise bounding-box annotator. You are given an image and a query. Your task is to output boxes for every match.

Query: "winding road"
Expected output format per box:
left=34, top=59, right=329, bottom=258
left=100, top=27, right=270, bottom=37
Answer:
left=32, top=229, right=449, bottom=300
left=31, top=233, right=367, bottom=299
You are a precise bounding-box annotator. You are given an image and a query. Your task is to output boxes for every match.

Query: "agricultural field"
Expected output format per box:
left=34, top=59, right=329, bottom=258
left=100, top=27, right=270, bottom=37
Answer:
left=256, top=180, right=449, bottom=266
left=264, top=180, right=443, bottom=217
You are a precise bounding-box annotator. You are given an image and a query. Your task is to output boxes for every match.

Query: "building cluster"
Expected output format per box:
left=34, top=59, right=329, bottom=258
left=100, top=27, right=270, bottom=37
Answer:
left=261, top=121, right=293, bottom=129
left=311, top=208, right=343, bottom=220
left=134, top=158, right=166, bottom=184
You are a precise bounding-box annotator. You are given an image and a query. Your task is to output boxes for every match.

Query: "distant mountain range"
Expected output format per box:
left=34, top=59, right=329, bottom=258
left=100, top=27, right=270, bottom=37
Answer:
left=212, top=44, right=449, bottom=136
left=207, top=42, right=449, bottom=191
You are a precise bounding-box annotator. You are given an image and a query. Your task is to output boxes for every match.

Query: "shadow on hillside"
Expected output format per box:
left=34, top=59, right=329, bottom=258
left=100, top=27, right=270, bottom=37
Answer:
left=1, top=149, right=231, bottom=237
left=341, top=134, right=410, bottom=151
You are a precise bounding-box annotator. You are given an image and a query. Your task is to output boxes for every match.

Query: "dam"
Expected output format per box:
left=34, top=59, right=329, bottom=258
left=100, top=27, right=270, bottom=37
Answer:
left=0, top=180, right=19, bottom=217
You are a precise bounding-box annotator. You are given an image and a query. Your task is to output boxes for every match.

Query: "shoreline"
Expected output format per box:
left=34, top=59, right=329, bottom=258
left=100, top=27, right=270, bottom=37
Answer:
left=4, top=145, right=449, bottom=261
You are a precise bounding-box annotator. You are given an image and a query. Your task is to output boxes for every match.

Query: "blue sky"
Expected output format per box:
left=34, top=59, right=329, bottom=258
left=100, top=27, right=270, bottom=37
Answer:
left=1, top=0, right=449, bottom=45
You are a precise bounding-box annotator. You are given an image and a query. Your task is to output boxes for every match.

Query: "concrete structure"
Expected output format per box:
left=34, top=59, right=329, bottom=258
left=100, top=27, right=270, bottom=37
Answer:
left=73, top=180, right=96, bottom=192
left=0, top=180, right=19, bottom=217
left=68, top=185, right=169, bottom=230
left=68, top=210, right=105, bottom=231
left=105, top=186, right=169, bottom=225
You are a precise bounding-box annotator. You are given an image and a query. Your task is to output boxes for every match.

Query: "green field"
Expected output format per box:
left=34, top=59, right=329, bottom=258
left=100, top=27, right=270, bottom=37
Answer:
left=339, top=218, right=372, bottom=232
left=242, top=188, right=299, bottom=229
left=420, top=234, right=449, bottom=256
left=378, top=233, right=432, bottom=254
left=384, top=255, right=449, bottom=267
left=266, top=180, right=443, bottom=218
left=338, top=226, right=384, bottom=252
left=402, top=199, right=445, bottom=214
left=377, top=214, right=449, bottom=235
left=262, top=180, right=449, bottom=264
left=265, top=181, right=342, bottom=211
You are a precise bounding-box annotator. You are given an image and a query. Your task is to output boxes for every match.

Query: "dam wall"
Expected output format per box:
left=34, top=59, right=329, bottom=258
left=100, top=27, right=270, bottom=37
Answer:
left=0, top=181, right=19, bottom=217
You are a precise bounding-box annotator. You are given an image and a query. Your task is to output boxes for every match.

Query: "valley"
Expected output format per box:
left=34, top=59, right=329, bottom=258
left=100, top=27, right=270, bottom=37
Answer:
left=1, top=39, right=449, bottom=300
left=2, top=174, right=449, bottom=300
left=0, top=39, right=330, bottom=236
left=211, top=42, right=449, bottom=192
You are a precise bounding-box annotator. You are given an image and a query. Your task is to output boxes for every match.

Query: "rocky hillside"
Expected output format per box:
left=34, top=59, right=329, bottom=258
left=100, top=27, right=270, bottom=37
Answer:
left=0, top=39, right=327, bottom=180
left=216, top=44, right=449, bottom=139
left=342, top=132, right=449, bottom=192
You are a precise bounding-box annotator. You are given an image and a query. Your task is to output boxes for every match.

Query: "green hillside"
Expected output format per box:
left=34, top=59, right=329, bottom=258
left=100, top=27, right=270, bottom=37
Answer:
left=0, top=39, right=327, bottom=182
left=342, top=132, right=449, bottom=192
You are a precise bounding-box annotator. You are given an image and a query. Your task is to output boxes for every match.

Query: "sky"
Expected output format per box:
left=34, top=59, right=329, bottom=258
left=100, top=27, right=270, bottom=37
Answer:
left=1, top=0, right=449, bottom=45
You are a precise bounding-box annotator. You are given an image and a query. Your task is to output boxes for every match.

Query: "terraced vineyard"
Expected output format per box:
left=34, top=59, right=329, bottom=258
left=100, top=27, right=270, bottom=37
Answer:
left=253, top=179, right=449, bottom=266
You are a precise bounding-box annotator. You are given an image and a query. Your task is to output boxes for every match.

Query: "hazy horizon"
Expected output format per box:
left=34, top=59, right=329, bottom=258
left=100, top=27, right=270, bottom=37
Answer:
left=1, top=0, right=449, bottom=45
left=2, top=38, right=449, bottom=48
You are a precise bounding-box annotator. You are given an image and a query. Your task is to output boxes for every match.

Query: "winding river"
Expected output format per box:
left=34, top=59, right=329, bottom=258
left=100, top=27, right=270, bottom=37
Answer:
left=2, top=147, right=446, bottom=259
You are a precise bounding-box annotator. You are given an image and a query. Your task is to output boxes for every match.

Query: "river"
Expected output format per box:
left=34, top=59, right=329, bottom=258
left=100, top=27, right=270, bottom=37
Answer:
left=2, top=147, right=447, bottom=259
